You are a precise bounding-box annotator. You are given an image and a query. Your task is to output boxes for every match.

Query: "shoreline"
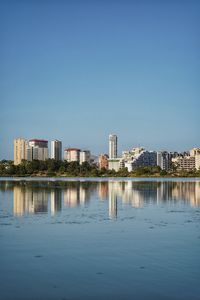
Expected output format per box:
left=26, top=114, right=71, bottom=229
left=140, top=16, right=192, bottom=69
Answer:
left=0, top=176, right=200, bottom=181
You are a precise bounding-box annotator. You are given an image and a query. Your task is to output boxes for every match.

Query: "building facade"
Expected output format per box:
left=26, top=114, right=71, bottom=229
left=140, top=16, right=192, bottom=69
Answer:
left=190, top=148, right=200, bottom=156
left=124, top=150, right=157, bottom=171
left=51, top=140, right=62, bottom=161
left=195, top=155, right=200, bottom=171
left=157, top=151, right=171, bottom=170
left=64, top=148, right=80, bottom=162
left=13, top=138, right=28, bottom=165
left=190, top=148, right=200, bottom=170
left=79, top=150, right=91, bottom=164
left=108, top=158, right=124, bottom=172
left=109, top=134, right=117, bottom=159
left=99, top=154, right=109, bottom=169
left=172, top=156, right=196, bottom=171
left=27, top=139, right=48, bottom=161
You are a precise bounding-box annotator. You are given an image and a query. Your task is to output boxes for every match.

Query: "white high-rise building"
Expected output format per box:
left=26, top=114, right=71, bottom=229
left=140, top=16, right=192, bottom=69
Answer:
left=109, top=134, right=117, bottom=159
left=27, top=139, right=48, bottom=161
left=79, top=150, right=91, bottom=164
left=51, top=140, right=62, bottom=161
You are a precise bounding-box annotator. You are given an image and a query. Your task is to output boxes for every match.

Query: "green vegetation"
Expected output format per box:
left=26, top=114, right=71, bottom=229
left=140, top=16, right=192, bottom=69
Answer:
left=0, top=159, right=199, bottom=177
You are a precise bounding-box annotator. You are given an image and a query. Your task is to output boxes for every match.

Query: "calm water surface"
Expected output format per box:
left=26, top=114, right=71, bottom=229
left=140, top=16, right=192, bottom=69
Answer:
left=0, top=178, right=200, bottom=300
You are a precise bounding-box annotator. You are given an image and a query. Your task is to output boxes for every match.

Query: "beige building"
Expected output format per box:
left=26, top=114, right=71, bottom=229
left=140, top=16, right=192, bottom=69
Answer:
left=108, top=158, right=124, bottom=172
left=172, top=156, right=195, bottom=171
left=190, top=148, right=200, bottom=156
left=64, top=148, right=80, bottom=162
left=98, top=154, right=109, bottom=169
left=190, top=148, right=200, bottom=170
left=14, top=138, right=28, bottom=165
left=195, top=155, right=200, bottom=170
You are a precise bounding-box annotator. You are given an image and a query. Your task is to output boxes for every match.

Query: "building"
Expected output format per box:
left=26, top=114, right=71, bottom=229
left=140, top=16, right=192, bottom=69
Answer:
left=190, top=148, right=200, bottom=156
left=51, top=140, right=62, bottom=161
left=195, top=155, right=200, bottom=170
left=124, top=150, right=157, bottom=171
left=109, top=134, right=117, bottom=159
left=122, top=147, right=144, bottom=160
left=108, top=158, right=124, bottom=172
left=79, top=150, right=91, bottom=164
left=27, top=139, right=48, bottom=161
left=50, top=189, right=62, bottom=215
left=189, top=148, right=200, bottom=170
left=13, top=138, right=28, bottom=165
left=64, top=148, right=80, bottom=162
left=172, top=156, right=195, bottom=171
left=157, top=151, right=171, bottom=171
left=98, top=154, right=109, bottom=169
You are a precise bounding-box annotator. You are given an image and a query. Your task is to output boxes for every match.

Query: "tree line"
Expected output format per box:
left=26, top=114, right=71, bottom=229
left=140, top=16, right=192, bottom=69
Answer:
left=0, top=159, right=199, bottom=177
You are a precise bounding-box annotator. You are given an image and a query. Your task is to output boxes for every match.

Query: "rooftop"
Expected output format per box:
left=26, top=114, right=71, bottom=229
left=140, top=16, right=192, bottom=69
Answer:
left=29, top=139, right=48, bottom=143
left=64, top=148, right=81, bottom=152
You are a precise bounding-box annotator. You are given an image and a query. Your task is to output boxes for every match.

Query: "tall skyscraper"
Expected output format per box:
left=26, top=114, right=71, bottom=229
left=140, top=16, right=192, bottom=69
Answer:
left=51, top=140, right=62, bottom=161
left=109, top=134, right=117, bottom=159
left=13, top=138, right=28, bottom=165
left=27, top=139, right=48, bottom=161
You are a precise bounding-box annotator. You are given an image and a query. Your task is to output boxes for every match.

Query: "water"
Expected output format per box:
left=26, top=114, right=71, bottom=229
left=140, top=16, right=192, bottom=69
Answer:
left=0, top=178, right=200, bottom=300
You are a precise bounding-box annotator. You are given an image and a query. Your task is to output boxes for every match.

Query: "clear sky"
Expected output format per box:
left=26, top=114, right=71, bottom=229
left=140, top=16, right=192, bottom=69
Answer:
left=0, top=0, right=199, bottom=159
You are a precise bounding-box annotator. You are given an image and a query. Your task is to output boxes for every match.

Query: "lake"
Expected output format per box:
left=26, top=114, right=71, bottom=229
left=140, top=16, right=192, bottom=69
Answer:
left=0, top=178, right=200, bottom=300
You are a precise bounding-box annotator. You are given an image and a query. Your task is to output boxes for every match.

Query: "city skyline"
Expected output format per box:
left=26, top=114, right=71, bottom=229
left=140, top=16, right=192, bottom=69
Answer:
left=1, top=1, right=199, bottom=160
left=7, top=134, right=200, bottom=162
left=1, top=2, right=200, bottom=300
left=11, top=135, right=200, bottom=172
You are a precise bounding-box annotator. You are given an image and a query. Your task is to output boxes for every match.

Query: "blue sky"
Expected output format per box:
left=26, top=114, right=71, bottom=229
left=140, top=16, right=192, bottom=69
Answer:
left=1, top=0, right=199, bottom=159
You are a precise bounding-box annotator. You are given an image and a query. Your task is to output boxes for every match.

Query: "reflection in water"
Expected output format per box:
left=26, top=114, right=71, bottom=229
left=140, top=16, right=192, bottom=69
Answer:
left=109, top=182, right=117, bottom=219
left=13, top=186, right=48, bottom=215
left=2, top=180, right=199, bottom=217
left=51, top=189, right=62, bottom=215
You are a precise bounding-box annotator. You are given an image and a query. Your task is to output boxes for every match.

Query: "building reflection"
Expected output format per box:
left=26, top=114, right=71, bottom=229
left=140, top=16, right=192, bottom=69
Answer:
left=64, top=188, right=80, bottom=207
left=98, top=182, right=109, bottom=200
left=107, top=181, right=200, bottom=210
left=108, top=182, right=117, bottom=219
left=12, top=182, right=96, bottom=216
left=10, top=180, right=200, bottom=217
left=13, top=186, right=48, bottom=215
left=50, top=189, right=62, bottom=215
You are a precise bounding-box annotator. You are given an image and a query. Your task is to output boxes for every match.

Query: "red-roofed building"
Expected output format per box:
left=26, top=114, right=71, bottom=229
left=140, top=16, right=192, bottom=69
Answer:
left=64, top=148, right=80, bottom=162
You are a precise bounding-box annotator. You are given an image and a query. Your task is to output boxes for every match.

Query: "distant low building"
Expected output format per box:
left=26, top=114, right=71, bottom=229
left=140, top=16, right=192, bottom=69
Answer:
left=195, top=155, right=200, bottom=170
left=98, top=154, right=109, bottom=169
left=172, top=156, right=195, bottom=171
left=190, top=148, right=200, bottom=156
left=190, top=148, right=200, bottom=170
left=124, top=150, right=157, bottom=171
left=108, top=158, right=124, bottom=172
